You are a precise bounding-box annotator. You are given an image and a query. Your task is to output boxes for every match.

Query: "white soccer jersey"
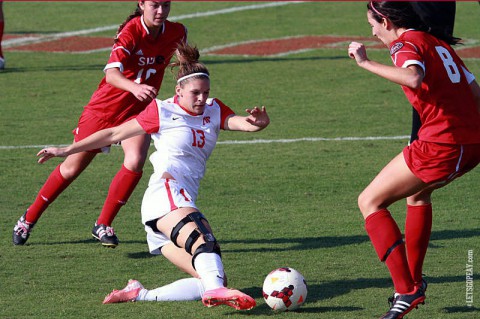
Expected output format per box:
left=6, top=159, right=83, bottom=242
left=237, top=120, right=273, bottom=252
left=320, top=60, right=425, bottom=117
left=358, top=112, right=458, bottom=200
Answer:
left=136, top=96, right=235, bottom=201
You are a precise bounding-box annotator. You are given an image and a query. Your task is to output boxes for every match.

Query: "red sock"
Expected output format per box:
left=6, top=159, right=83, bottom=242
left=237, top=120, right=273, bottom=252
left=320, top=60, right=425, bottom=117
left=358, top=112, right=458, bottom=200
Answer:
left=405, top=204, right=432, bottom=286
left=96, top=165, right=142, bottom=226
left=26, top=165, right=73, bottom=223
left=0, top=21, right=4, bottom=58
left=365, top=209, right=414, bottom=294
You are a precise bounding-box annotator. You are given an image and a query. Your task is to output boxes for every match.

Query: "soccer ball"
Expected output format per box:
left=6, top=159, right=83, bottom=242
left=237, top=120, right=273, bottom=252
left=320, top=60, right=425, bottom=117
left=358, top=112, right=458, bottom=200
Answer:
left=262, top=267, right=307, bottom=311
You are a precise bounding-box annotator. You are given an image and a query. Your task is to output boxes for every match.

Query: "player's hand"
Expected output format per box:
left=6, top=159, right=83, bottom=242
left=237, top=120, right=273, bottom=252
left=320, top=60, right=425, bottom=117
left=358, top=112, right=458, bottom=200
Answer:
left=37, top=147, right=68, bottom=164
left=245, top=106, right=270, bottom=129
left=132, top=84, right=158, bottom=102
left=348, top=41, right=368, bottom=64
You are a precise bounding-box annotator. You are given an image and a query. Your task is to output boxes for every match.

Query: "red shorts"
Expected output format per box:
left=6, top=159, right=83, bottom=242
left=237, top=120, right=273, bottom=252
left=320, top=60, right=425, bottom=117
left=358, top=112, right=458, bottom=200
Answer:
left=403, top=140, right=480, bottom=184
left=72, top=110, right=115, bottom=153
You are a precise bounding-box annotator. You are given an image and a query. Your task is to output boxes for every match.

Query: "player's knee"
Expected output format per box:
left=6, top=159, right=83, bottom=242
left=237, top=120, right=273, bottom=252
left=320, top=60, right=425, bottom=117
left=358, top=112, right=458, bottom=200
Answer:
left=357, top=191, right=379, bottom=218
left=170, top=212, right=221, bottom=264
left=357, top=191, right=369, bottom=214
left=123, top=158, right=145, bottom=172
left=60, top=162, right=85, bottom=180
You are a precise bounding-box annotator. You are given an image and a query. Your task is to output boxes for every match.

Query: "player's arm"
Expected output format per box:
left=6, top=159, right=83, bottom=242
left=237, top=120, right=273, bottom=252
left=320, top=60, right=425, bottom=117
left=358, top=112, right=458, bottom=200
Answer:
left=224, top=106, right=270, bottom=132
left=348, top=41, right=424, bottom=89
left=105, top=68, right=157, bottom=102
left=37, top=119, right=146, bottom=163
left=469, top=79, right=480, bottom=113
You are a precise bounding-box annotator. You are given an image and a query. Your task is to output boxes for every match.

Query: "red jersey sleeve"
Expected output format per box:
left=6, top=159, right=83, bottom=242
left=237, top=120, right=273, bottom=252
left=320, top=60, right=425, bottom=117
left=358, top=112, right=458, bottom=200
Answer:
left=104, top=26, right=136, bottom=72
left=213, top=98, right=235, bottom=130
left=390, top=40, right=425, bottom=72
left=136, top=99, right=160, bottom=134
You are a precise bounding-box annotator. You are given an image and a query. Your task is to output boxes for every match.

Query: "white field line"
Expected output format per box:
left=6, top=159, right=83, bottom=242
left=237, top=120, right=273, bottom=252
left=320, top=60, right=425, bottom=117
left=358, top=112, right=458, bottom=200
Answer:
left=0, top=136, right=410, bottom=150
left=4, top=1, right=304, bottom=48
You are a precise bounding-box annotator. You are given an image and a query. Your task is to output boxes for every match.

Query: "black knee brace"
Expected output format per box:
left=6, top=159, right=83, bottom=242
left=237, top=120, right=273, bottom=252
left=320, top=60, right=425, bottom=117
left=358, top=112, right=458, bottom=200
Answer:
left=170, top=212, right=221, bottom=260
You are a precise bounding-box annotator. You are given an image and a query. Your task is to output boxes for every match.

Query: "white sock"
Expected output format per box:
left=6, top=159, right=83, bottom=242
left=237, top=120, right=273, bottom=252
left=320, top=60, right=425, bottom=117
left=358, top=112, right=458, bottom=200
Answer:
left=193, top=253, right=225, bottom=291
left=137, top=278, right=205, bottom=301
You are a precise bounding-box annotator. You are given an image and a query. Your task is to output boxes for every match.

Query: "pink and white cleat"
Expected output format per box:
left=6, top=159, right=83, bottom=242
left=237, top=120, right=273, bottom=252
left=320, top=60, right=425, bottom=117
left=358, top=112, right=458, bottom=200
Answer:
left=102, top=279, right=144, bottom=304
left=202, top=287, right=256, bottom=310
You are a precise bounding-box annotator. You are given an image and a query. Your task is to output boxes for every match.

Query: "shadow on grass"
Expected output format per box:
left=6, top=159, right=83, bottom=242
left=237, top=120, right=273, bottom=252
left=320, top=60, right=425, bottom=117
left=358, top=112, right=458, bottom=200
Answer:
left=238, top=275, right=471, bottom=315
left=222, top=229, right=480, bottom=253
left=442, top=306, right=479, bottom=313
left=234, top=302, right=363, bottom=316
left=27, top=228, right=478, bottom=253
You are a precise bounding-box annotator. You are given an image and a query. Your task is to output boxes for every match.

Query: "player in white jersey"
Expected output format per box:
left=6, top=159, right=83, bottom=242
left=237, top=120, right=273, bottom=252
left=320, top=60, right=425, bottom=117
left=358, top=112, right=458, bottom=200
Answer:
left=37, top=43, right=269, bottom=310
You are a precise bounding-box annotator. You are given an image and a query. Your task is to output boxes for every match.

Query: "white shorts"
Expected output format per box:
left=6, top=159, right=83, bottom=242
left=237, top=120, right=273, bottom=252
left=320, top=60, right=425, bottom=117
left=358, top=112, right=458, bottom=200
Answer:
left=141, top=178, right=197, bottom=255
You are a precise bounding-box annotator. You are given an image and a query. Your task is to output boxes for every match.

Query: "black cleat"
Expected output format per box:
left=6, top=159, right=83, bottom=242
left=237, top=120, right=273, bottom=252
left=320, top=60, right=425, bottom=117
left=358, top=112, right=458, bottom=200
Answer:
left=92, top=223, right=119, bottom=248
left=388, top=278, right=427, bottom=308
left=381, top=287, right=425, bottom=319
left=13, top=213, right=35, bottom=245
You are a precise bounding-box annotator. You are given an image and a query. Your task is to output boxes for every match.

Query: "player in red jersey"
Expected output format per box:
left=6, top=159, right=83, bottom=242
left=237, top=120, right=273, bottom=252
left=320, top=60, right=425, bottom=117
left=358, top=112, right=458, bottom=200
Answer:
left=13, top=1, right=187, bottom=248
left=348, top=2, right=480, bottom=319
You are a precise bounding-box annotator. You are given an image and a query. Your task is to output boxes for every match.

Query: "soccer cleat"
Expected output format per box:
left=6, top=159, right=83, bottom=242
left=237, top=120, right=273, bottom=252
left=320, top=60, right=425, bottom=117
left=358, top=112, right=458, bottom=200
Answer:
left=103, top=279, right=144, bottom=304
left=381, top=287, right=425, bottom=319
left=13, top=213, right=35, bottom=245
left=92, top=223, right=119, bottom=248
left=388, top=278, right=427, bottom=308
left=202, top=287, right=256, bottom=310
left=419, top=278, right=428, bottom=292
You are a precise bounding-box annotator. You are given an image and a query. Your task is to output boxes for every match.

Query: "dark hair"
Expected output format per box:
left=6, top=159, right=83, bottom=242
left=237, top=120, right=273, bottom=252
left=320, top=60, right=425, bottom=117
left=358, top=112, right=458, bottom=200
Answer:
left=170, top=42, right=210, bottom=85
left=114, top=3, right=143, bottom=43
left=410, top=1, right=460, bottom=45
left=367, top=1, right=461, bottom=45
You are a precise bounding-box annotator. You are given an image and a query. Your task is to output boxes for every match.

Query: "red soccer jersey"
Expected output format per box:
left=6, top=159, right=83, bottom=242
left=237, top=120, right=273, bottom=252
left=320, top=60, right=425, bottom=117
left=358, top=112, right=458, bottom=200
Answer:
left=84, top=16, right=186, bottom=125
left=390, top=30, right=480, bottom=144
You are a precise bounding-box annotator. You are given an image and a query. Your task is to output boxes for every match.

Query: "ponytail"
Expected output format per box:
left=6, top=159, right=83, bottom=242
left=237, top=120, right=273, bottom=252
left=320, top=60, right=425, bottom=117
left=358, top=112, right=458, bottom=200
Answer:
left=170, top=43, right=210, bottom=85
left=114, top=4, right=143, bottom=43
left=410, top=1, right=461, bottom=45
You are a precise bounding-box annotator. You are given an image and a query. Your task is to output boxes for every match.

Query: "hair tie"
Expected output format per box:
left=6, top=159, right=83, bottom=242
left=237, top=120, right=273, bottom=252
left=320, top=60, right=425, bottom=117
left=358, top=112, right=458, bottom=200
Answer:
left=369, top=1, right=387, bottom=19
left=177, top=73, right=209, bottom=84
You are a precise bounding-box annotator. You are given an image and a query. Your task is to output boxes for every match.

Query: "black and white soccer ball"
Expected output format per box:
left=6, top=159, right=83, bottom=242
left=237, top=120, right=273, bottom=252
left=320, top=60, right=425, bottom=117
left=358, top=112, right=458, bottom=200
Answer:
left=262, top=267, right=307, bottom=311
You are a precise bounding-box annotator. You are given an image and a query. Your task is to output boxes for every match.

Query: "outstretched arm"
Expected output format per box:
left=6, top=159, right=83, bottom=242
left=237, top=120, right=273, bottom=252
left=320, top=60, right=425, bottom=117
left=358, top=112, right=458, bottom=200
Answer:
left=224, top=106, right=270, bottom=132
left=348, top=41, right=424, bottom=89
left=37, top=119, right=146, bottom=164
left=469, top=79, right=480, bottom=113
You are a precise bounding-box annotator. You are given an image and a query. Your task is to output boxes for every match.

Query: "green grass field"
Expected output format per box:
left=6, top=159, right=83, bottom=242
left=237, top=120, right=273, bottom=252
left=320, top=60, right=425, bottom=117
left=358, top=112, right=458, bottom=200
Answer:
left=1, top=2, right=479, bottom=318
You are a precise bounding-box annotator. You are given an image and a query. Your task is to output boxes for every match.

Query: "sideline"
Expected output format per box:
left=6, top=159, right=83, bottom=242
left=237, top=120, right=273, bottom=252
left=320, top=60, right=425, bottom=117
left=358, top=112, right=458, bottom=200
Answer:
left=0, top=136, right=410, bottom=150
left=3, top=1, right=304, bottom=48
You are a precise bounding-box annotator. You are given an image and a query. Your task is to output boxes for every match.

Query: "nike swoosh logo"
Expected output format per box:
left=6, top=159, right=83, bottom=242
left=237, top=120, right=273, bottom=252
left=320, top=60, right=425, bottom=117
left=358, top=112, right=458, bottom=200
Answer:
left=172, top=117, right=180, bottom=120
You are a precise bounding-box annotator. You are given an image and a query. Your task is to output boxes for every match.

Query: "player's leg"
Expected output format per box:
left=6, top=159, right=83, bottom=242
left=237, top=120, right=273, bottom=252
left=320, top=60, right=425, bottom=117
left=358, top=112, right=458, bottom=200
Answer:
left=161, top=241, right=200, bottom=278
left=155, top=207, right=225, bottom=290
left=103, top=226, right=206, bottom=304
left=93, top=134, right=150, bottom=247
left=405, top=187, right=434, bottom=290
left=13, top=151, right=96, bottom=245
left=153, top=207, right=255, bottom=310
left=358, top=152, right=427, bottom=316
left=103, top=275, right=205, bottom=304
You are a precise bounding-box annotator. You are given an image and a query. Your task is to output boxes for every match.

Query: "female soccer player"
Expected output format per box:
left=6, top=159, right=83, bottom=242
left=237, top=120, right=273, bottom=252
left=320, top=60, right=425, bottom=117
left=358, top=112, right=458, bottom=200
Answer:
left=13, top=1, right=187, bottom=247
left=37, top=42, right=269, bottom=310
left=348, top=2, right=480, bottom=319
